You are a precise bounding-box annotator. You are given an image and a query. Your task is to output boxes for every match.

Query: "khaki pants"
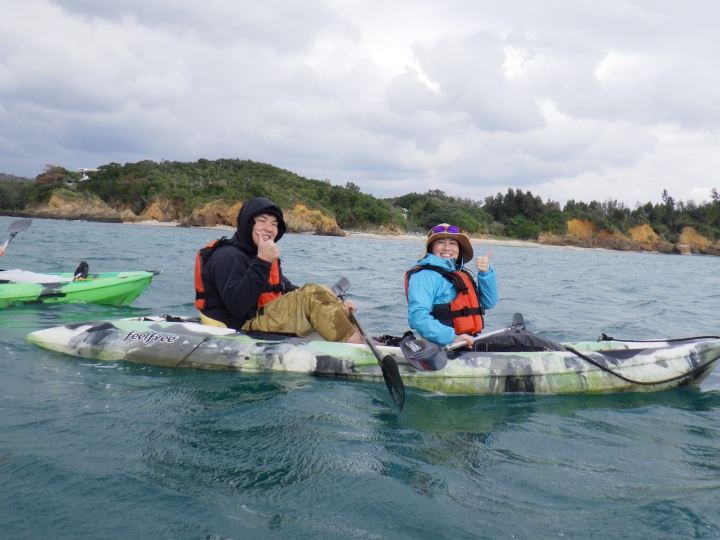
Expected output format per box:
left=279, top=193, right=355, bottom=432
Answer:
left=241, top=283, right=357, bottom=342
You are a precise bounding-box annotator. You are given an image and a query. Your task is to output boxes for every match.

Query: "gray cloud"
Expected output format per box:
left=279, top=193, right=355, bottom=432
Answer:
left=49, top=0, right=342, bottom=51
left=0, top=0, right=718, bottom=205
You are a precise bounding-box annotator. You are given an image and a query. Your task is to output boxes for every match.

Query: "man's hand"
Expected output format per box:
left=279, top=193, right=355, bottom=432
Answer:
left=343, top=299, right=357, bottom=312
left=255, top=231, right=280, bottom=262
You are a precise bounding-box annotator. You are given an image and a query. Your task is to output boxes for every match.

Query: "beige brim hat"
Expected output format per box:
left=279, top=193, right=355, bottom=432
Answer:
left=420, top=224, right=474, bottom=263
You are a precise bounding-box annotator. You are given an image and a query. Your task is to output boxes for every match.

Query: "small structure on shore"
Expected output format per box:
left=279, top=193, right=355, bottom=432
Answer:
left=78, top=168, right=99, bottom=181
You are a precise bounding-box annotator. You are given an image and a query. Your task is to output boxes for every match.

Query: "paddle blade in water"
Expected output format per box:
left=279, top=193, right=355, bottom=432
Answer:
left=347, top=309, right=405, bottom=411
left=380, top=355, right=405, bottom=410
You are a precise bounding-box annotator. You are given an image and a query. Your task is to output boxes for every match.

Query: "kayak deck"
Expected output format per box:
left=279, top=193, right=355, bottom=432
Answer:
left=0, top=271, right=160, bottom=308
left=26, top=317, right=720, bottom=395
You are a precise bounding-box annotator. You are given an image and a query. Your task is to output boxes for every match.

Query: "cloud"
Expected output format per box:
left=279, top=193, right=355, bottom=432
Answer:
left=49, top=0, right=341, bottom=51
left=0, top=0, right=718, bottom=205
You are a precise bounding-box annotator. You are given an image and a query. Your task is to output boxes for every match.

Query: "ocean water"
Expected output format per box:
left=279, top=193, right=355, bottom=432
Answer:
left=1, top=216, right=720, bottom=539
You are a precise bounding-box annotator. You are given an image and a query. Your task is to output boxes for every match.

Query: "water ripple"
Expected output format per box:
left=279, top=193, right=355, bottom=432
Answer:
left=3, top=217, right=720, bottom=538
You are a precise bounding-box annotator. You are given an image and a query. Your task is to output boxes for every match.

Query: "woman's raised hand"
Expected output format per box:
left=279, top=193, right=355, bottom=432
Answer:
left=475, top=251, right=492, bottom=273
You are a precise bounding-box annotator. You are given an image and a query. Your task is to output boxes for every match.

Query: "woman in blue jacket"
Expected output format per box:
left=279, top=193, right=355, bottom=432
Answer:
left=406, top=224, right=498, bottom=347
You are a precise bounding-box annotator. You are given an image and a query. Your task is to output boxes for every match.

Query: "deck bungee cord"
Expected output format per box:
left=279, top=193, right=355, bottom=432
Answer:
left=564, top=344, right=720, bottom=387
left=566, top=332, right=720, bottom=386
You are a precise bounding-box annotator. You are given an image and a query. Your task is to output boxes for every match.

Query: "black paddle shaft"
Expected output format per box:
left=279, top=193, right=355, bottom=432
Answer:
left=401, top=313, right=528, bottom=372
left=332, top=277, right=405, bottom=410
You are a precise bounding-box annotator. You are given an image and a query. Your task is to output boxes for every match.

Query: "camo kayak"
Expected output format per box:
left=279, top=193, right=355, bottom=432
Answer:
left=0, top=271, right=161, bottom=308
left=26, top=316, right=720, bottom=394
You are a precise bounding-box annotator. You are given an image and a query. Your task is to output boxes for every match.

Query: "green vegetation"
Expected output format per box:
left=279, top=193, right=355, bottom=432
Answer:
left=390, top=186, right=720, bottom=242
left=1, top=159, right=719, bottom=243
left=0, top=160, right=405, bottom=230
left=81, top=159, right=406, bottom=229
left=0, top=173, right=31, bottom=183
left=391, top=190, right=494, bottom=234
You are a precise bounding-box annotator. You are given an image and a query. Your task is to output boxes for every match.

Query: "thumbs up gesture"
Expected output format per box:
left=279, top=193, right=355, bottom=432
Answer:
left=255, top=231, right=280, bottom=263
left=475, top=251, right=492, bottom=274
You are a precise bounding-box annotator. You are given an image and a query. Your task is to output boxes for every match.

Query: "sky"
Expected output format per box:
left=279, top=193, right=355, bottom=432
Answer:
left=1, top=0, right=719, bottom=206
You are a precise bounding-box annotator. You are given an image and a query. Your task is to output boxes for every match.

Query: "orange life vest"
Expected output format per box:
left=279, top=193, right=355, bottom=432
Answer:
left=404, top=266, right=484, bottom=335
left=194, top=237, right=283, bottom=310
left=256, top=259, right=282, bottom=307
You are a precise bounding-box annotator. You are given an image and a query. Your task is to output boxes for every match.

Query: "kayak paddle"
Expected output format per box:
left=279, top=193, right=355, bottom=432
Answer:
left=400, top=313, right=527, bottom=372
left=3, top=218, right=33, bottom=249
left=331, top=277, right=406, bottom=411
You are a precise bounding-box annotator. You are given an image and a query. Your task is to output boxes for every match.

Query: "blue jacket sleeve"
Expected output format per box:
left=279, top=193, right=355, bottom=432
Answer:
left=407, top=272, right=457, bottom=346
left=477, top=267, right=498, bottom=310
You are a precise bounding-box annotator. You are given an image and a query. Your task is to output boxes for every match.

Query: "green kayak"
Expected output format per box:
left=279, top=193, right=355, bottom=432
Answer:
left=0, top=270, right=161, bottom=308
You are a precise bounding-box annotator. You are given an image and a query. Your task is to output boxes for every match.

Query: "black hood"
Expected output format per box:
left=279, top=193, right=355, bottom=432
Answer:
left=232, top=197, right=287, bottom=253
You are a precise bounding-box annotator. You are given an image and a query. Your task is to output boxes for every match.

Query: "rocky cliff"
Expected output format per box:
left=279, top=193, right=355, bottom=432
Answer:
left=677, top=227, right=720, bottom=256
left=179, top=200, right=345, bottom=235
left=539, top=219, right=720, bottom=255
left=14, top=194, right=345, bottom=236
left=16, top=191, right=124, bottom=223
left=180, top=200, right=243, bottom=228
left=11, top=194, right=720, bottom=254
left=284, top=204, right=345, bottom=236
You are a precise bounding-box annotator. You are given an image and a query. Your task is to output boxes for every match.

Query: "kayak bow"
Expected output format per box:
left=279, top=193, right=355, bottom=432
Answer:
left=0, top=271, right=161, bottom=308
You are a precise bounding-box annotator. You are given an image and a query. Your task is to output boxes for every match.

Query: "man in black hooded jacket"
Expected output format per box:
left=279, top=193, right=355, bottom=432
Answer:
left=197, top=197, right=365, bottom=343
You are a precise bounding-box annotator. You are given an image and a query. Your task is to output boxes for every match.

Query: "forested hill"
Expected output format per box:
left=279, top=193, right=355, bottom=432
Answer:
left=392, top=187, right=720, bottom=245
left=1, top=159, right=719, bottom=246
left=0, top=173, right=31, bottom=183
left=0, top=160, right=404, bottom=230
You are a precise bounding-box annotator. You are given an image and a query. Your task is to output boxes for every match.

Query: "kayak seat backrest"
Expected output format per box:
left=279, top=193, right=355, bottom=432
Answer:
left=475, top=328, right=565, bottom=352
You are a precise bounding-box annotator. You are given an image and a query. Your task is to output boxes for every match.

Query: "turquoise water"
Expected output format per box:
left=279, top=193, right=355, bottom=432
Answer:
left=1, top=217, right=720, bottom=539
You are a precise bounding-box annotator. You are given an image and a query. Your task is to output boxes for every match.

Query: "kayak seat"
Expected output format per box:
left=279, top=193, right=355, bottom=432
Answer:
left=473, top=328, right=564, bottom=352
left=74, top=261, right=89, bottom=280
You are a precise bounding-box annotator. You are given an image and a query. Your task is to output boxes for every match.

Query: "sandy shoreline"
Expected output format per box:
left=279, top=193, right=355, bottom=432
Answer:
left=123, top=220, right=235, bottom=231
left=122, top=219, right=565, bottom=250
left=344, top=231, right=549, bottom=249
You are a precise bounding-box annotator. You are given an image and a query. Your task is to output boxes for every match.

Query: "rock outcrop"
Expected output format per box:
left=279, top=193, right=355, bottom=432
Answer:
left=567, top=219, right=596, bottom=237
left=12, top=191, right=718, bottom=256
left=539, top=221, right=675, bottom=254
left=19, top=191, right=123, bottom=222
left=117, top=207, right=141, bottom=223
left=677, top=227, right=720, bottom=255
left=180, top=200, right=242, bottom=228
left=284, top=204, right=345, bottom=236
left=140, top=200, right=185, bottom=222
left=177, top=200, right=344, bottom=235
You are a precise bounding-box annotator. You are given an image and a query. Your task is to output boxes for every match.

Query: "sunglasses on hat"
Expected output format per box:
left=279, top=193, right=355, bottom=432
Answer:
left=429, top=225, right=460, bottom=236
